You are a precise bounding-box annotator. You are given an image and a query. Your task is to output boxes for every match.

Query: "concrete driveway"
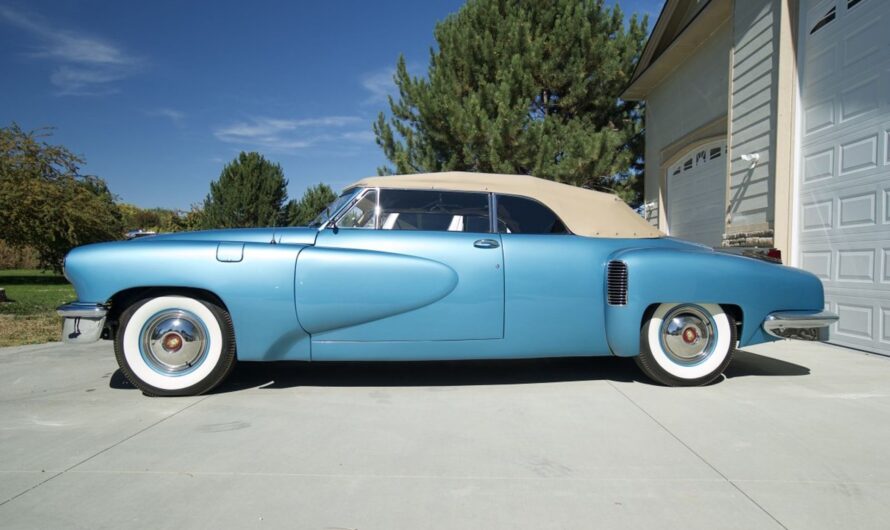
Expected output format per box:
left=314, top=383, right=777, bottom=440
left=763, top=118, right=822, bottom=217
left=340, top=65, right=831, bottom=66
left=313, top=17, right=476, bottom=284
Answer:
left=0, top=340, right=888, bottom=529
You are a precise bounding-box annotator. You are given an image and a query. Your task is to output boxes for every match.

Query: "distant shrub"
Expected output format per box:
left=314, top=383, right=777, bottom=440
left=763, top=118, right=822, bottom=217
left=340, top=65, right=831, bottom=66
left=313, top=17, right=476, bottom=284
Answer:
left=0, top=240, right=40, bottom=269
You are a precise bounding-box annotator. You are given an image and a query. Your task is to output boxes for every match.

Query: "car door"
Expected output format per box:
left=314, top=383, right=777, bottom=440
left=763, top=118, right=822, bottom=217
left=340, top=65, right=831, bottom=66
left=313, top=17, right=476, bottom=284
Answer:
left=295, top=188, right=505, bottom=342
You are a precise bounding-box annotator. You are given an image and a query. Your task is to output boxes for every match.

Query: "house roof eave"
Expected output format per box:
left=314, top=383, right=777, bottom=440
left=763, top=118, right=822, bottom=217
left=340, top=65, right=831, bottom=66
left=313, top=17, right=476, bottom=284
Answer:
left=622, top=0, right=731, bottom=101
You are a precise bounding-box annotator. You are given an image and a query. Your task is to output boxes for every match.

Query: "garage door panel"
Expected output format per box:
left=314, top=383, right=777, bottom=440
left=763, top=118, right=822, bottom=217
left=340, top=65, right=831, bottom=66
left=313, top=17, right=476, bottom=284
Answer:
left=838, top=191, right=877, bottom=227
left=881, top=307, right=890, bottom=346
left=883, top=248, right=890, bottom=283
left=801, top=248, right=833, bottom=279
left=840, top=74, right=882, bottom=119
left=803, top=44, right=837, bottom=89
left=833, top=300, right=874, bottom=340
left=799, top=0, right=890, bottom=355
left=804, top=97, right=836, bottom=136
left=801, top=233, right=890, bottom=254
left=667, top=140, right=727, bottom=248
left=803, top=103, right=890, bottom=151
left=838, top=133, right=879, bottom=175
left=841, top=9, right=886, bottom=68
left=801, top=199, right=833, bottom=231
left=803, top=147, right=834, bottom=182
left=836, top=248, right=875, bottom=282
left=884, top=189, right=890, bottom=223
left=802, top=179, right=887, bottom=207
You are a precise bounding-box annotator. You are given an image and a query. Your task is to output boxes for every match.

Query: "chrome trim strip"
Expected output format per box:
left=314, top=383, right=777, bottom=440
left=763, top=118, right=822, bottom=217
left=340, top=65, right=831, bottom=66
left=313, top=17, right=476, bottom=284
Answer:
left=375, top=186, right=381, bottom=229
left=762, top=310, right=838, bottom=340
left=57, top=302, right=108, bottom=319
left=489, top=193, right=497, bottom=234
left=327, top=187, right=374, bottom=230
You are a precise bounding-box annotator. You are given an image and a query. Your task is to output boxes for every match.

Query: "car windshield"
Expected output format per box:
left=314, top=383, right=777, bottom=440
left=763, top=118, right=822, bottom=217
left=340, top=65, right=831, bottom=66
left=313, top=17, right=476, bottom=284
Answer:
left=308, top=188, right=361, bottom=228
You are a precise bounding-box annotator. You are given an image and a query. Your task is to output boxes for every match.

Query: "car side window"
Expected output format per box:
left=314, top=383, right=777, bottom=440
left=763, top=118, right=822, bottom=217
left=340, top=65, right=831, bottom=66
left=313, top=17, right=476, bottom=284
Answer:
left=378, top=190, right=491, bottom=232
left=336, top=189, right=378, bottom=229
left=495, top=194, right=568, bottom=234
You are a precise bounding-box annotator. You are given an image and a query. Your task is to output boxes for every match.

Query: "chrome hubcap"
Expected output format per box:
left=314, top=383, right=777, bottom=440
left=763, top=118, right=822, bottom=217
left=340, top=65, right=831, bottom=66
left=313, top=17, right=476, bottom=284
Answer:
left=141, top=310, right=207, bottom=373
left=661, top=306, right=715, bottom=364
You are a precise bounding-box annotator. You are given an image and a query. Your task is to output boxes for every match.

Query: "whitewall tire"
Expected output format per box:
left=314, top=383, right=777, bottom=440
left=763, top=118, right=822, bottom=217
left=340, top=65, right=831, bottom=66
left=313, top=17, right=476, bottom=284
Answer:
left=114, top=295, right=237, bottom=396
left=635, top=303, right=736, bottom=386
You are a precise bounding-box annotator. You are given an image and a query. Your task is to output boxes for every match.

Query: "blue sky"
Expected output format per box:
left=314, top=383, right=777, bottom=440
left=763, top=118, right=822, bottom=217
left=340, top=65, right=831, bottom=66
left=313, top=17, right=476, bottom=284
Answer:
left=0, top=0, right=663, bottom=210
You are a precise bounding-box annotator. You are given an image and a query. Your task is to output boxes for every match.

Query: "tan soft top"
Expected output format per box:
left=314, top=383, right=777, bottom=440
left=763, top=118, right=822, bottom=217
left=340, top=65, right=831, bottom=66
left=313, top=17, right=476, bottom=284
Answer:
left=348, top=171, right=663, bottom=238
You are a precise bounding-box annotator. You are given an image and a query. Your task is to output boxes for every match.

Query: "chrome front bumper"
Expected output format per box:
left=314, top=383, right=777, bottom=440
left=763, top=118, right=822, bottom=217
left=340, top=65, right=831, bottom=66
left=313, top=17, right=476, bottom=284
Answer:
left=763, top=310, right=838, bottom=341
left=57, top=302, right=108, bottom=344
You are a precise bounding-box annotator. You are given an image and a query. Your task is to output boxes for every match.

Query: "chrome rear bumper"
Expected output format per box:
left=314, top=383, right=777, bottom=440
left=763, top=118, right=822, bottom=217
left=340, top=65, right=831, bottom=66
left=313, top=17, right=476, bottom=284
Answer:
left=57, top=302, right=108, bottom=344
left=763, top=310, right=838, bottom=341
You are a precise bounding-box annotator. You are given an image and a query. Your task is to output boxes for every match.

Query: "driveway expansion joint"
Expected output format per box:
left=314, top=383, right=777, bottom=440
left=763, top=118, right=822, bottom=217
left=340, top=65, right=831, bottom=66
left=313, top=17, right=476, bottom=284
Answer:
left=0, top=395, right=210, bottom=508
left=606, top=381, right=789, bottom=530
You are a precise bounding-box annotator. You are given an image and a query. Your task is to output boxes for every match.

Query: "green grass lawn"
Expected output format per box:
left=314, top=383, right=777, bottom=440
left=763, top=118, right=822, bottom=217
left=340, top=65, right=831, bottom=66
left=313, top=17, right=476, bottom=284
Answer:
left=0, top=269, right=75, bottom=347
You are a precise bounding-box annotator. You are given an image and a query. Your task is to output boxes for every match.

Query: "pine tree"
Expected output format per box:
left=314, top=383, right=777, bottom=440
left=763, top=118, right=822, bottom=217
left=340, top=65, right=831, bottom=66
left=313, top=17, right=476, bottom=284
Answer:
left=374, top=0, right=647, bottom=203
left=202, top=152, right=288, bottom=228
left=285, top=183, right=337, bottom=227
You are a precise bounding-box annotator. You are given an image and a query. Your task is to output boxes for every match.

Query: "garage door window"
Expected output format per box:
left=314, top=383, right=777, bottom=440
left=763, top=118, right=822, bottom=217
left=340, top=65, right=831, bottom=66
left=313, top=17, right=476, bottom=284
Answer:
left=810, top=6, right=836, bottom=34
left=668, top=143, right=726, bottom=177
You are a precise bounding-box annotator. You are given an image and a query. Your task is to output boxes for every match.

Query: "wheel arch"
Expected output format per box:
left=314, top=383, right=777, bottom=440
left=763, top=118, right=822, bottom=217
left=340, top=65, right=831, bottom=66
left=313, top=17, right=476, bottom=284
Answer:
left=719, top=303, right=744, bottom=342
left=105, top=286, right=230, bottom=340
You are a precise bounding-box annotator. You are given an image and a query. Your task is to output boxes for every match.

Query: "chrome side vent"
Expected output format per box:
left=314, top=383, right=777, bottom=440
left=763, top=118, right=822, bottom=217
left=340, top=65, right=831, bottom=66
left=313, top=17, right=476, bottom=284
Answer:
left=607, top=260, right=628, bottom=306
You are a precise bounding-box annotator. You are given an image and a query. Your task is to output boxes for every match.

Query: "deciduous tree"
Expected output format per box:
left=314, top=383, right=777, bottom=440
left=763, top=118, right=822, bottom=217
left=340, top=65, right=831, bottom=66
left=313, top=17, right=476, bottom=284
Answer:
left=119, top=203, right=188, bottom=233
left=0, top=123, right=122, bottom=271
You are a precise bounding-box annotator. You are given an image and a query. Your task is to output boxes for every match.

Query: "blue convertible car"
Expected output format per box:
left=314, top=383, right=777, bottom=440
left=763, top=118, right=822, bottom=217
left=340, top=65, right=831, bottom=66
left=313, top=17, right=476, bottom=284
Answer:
left=59, top=172, right=837, bottom=396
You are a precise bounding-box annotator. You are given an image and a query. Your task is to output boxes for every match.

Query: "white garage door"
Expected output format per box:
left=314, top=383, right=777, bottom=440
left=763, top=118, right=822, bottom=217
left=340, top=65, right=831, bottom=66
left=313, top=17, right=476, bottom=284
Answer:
left=667, top=140, right=727, bottom=247
left=798, top=0, right=890, bottom=354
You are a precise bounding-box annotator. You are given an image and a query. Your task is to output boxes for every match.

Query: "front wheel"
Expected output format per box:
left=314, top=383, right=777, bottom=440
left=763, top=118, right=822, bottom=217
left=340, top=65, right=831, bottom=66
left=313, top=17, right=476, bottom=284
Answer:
left=635, top=303, right=736, bottom=387
left=114, top=295, right=237, bottom=396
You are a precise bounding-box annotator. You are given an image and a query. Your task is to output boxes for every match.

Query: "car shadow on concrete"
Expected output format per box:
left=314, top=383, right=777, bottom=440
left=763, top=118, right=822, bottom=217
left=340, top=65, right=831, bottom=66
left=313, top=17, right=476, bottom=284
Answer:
left=109, top=349, right=810, bottom=394
left=724, top=350, right=811, bottom=379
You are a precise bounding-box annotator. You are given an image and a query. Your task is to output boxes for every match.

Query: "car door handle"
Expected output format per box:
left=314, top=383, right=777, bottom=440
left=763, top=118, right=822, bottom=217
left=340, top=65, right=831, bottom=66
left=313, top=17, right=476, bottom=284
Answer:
left=473, top=239, right=500, bottom=249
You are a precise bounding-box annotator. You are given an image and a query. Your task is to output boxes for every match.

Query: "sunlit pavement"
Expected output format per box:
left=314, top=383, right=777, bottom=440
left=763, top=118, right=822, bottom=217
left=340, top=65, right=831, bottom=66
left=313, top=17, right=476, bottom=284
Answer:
left=0, top=339, right=888, bottom=529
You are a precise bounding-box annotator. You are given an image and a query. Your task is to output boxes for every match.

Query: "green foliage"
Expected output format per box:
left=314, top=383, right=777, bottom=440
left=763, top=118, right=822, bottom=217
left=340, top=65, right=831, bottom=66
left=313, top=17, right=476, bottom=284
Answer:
left=0, top=240, right=39, bottom=269
left=286, top=183, right=337, bottom=226
left=0, top=123, right=123, bottom=271
left=181, top=205, right=207, bottom=231
left=202, top=152, right=288, bottom=229
left=374, top=0, right=648, bottom=204
left=119, top=203, right=188, bottom=233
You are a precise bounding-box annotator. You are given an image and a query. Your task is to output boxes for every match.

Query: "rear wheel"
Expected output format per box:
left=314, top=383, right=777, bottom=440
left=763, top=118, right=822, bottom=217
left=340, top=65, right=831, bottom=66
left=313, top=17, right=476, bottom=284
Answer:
left=114, top=295, right=237, bottom=396
left=635, top=303, right=736, bottom=386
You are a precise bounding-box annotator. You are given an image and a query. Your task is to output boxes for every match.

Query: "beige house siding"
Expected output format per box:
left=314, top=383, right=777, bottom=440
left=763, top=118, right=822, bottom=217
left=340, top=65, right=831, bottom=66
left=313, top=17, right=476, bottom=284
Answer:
left=643, top=20, right=732, bottom=227
left=726, top=0, right=779, bottom=239
left=629, top=0, right=794, bottom=250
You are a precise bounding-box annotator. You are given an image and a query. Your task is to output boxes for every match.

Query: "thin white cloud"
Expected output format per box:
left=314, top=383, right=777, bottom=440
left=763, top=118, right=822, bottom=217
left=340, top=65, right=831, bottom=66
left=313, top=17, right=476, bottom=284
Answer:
left=213, top=116, right=374, bottom=153
left=147, top=108, right=185, bottom=127
left=341, top=130, right=375, bottom=143
left=50, top=66, right=126, bottom=95
left=0, top=4, right=140, bottom=95
left=360, top=67, right=397, bottom=105
left=360, top=63, right=424, bottom=106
